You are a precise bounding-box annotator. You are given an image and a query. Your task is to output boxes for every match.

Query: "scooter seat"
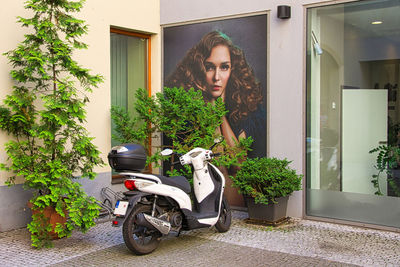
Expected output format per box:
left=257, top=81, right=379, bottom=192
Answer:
left=155, top=175, right=191, bottom=194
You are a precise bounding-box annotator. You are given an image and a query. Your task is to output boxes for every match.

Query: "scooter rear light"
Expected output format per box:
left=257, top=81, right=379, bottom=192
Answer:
left=112, top=220, right=119, bottom=226
left=124, top=180, right=137, bottom=191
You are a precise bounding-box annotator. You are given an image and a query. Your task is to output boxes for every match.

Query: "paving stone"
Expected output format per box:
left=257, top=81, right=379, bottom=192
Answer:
left=50, top=236, right=356, bottom=267
left=0, top=211, right=399, bottom=267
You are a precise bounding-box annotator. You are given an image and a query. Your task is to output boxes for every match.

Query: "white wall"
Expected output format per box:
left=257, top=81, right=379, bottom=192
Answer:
left=161, top=0, right=347, bottom=218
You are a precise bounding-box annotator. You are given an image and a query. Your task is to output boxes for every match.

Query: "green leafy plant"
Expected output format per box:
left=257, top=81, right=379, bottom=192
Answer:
left=111, top=86, right=252, bottom=178
left=369, top=145, right=400, bottom=196
left=388, top=118, right=400, bottom=146
left=0, top=0, right=103, bottom=248
left=230, top=157, right=303, bottom=205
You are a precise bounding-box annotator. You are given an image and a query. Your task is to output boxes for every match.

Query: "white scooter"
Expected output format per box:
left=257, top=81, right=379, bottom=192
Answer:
left=108, top=138, right=231, bottom=255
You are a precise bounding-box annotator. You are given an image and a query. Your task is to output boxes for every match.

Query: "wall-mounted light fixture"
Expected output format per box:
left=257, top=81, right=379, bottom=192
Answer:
left=277, top=5, right=291, bottom=19
left=311, top=31, right=323, bottom=55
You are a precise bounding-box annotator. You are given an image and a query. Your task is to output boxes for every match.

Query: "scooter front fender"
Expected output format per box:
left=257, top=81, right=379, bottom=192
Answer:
left=112, top=191, right=151, bottom=227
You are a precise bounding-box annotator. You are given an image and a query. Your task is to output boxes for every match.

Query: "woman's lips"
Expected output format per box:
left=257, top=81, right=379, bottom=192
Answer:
left=213, top=86, right=221, bottom=91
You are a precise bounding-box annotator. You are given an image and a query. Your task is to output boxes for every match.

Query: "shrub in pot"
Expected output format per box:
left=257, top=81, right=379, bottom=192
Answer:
left=111, top=87, right=252, bottom=179
left=231, top=157, right=303, bottom=222
left=0, top=0, right=103, bottom=248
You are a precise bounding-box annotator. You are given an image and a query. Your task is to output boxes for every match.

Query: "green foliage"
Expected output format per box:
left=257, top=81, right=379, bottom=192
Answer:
left=369, top=145, right=400, bottom=196
left=27, top=213, right=54, bottom=249
left=388, top=119, right=400, bottom=146
left=1, top=0, right=103, bottom=248
left=111, top=87, right=252, bottom=178
left=230, top=157, right=303, bottom=205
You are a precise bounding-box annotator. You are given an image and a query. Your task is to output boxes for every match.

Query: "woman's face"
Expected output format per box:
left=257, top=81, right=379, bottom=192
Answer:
left=204, top=45, right=231, bottom=100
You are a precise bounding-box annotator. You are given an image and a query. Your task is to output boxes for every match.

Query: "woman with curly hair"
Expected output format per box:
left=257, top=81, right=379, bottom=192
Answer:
left=166, top=30, right=266, bottom=157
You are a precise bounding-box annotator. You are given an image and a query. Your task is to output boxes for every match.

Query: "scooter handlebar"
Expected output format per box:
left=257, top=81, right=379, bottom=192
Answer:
left=179, top=149, right=222, bottom=165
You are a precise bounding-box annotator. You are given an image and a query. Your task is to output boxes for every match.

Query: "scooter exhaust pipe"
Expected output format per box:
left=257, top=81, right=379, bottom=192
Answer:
left=136, top=213, right=171, bottom=235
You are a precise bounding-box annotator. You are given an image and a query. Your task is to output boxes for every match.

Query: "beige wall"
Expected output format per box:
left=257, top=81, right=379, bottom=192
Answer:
left=0, top=0, right=161, bottom=185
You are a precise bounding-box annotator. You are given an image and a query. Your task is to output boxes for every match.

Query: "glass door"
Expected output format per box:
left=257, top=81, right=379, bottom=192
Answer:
left=306, top=0, right=400, bottom=228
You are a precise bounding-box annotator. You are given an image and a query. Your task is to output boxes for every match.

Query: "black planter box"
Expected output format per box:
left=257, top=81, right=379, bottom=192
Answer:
left=108, top=144, right=146, bottom=172
left=244, top=196, right=288, bottom=222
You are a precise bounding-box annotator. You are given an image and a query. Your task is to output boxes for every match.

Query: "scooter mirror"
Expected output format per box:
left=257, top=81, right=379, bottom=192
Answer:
left=210, top=136, right=224, bottom=150
left=213, top=136, right=224, bottom=144
left=160, top=148, right=173, bottom=156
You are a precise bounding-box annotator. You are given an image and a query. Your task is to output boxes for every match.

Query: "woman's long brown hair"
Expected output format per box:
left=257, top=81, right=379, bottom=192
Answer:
left=166, top=31, right=263, bottom=124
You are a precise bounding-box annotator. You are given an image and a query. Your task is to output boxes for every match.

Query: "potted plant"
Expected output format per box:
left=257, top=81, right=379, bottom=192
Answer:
left=0, top=0, right=103, bottom=248
left=111, top=87, right=252, bottom=179
left=231, top=157, right=303, bottom=222
left=369, top=145, right=400, bottom=197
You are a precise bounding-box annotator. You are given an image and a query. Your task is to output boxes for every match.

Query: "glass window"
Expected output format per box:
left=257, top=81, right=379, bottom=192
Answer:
left=306, top=0, right=400, bottom=228
left=110, top=29, right=150, bottom=148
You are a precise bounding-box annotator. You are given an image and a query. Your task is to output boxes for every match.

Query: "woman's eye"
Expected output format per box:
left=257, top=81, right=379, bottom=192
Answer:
left=205, top=64, right=215, bottom=71
left=220, top=64, right=230, bottom=71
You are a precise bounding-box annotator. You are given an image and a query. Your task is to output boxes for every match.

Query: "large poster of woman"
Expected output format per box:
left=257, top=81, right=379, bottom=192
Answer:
left=163, top=14, right=267, bottom=206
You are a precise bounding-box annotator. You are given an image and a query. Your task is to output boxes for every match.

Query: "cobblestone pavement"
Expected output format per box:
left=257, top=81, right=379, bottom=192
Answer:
left=0, top=211, right=399, bottom=267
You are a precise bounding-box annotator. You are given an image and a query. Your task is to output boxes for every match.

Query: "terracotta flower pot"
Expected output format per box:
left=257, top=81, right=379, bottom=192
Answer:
left=27, top=202, right=67, bottom=239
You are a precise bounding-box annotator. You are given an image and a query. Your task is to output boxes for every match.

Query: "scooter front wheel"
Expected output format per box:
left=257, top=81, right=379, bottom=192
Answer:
left=122, top=203, right=162, bottom=255
left=215, top=195, right=232, bottom=233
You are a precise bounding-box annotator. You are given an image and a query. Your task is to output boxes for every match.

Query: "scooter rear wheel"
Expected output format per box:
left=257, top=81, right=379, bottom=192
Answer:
left=215, top=195, right=231, bottom=232
left=122, top=203, right=162, bottom=255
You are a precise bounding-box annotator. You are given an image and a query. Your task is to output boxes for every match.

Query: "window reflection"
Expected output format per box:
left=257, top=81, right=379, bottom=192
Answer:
left=306, top=0, right=400, bottom=228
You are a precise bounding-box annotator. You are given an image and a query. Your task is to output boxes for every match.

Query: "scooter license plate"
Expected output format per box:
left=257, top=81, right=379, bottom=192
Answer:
left=114, top=200, right=129, bottom=216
